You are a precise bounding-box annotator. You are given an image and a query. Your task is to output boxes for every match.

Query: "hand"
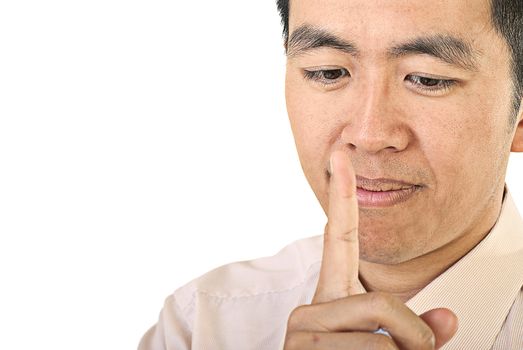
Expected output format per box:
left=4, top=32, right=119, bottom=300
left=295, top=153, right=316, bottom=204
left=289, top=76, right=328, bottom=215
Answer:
left=283, top=150, right=458, bottom=349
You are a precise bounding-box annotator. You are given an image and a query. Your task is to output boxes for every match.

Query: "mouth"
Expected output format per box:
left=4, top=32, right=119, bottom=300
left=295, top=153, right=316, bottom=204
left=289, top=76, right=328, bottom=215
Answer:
left=355, top=176, right=422, bottom=208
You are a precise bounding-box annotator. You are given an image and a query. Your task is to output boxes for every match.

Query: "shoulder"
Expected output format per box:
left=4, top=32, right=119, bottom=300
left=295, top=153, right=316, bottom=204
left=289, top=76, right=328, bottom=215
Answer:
left=172, top=234, right=323, bottom=309
left=142, top=236, right=324, bottom=348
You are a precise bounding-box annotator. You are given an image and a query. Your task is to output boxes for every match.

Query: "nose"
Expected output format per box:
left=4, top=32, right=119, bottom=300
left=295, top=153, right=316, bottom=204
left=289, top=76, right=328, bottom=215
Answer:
left=340, top=81, right=411, bottom=154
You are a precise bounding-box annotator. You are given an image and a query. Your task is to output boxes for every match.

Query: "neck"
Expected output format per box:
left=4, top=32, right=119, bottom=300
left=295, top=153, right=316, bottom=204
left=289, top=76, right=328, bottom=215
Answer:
left=359, top=244, right=464, bottom=302
left=358, top=191, right=504, bottom=303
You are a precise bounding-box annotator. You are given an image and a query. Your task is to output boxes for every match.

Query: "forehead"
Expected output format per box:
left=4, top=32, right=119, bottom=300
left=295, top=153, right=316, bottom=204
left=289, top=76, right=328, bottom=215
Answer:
left=288, top=0, right=493, bottom=45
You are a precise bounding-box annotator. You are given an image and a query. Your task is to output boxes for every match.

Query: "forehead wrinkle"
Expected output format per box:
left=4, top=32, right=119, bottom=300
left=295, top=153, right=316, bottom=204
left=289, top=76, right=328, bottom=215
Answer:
left=388, top=34, right=482, bottom=72
left=286, top=24, right=359, bottom=59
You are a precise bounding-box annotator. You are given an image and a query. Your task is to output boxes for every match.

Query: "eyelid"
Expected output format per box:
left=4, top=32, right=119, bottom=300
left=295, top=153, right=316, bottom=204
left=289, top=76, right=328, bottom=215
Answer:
left=407, top=72, right=456, bottom=80
left=301, top=67, right=350, bottom=86
left=405, top=73, right=458, bottom=94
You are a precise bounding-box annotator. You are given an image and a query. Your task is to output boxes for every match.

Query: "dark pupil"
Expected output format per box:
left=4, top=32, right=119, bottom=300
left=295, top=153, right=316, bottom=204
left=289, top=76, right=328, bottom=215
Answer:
left=419, top=77, right=439, bottom=86
left=323, top=69, right=343, bottom=80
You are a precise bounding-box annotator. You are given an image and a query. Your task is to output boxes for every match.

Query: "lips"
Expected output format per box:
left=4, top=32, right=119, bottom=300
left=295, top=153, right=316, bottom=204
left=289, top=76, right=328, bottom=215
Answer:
left=355, top=176, right=422, bottom=207
left=356, top=176, right=417, bottom=192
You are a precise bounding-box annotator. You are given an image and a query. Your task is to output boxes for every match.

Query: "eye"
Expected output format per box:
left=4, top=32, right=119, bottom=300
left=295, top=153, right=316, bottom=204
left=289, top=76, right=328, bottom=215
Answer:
left=405, top=74, right=457, bottom=94
left=302, top=68, right=350, bottom=86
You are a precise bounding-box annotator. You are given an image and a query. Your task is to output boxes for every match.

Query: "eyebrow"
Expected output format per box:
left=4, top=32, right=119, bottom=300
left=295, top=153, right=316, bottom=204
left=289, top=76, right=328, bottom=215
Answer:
left=286, top=24, right=480, bottom=72
left=389, top=35, right=480, bottom=71
left=286, top=24, right=358, bottom=58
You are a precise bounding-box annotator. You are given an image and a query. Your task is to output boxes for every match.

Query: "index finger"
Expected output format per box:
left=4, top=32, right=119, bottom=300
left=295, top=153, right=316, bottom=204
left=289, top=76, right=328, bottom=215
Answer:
left=312, top=149, right=364, bottom=304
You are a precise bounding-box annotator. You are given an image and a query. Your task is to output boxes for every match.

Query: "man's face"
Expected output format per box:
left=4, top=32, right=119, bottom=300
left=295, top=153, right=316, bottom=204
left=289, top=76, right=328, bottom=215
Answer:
left=285, top=0, right=520, bottom=264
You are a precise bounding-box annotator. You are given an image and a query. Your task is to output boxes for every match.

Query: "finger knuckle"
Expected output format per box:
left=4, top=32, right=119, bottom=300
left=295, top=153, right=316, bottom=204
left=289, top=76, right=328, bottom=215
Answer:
left=287, top=305, right=309, bottom=331
left=338, top=227, right=359, bottom=242
left=368, top=292, right=396, bottom=315
left=324, top=226, right=358, bottom=243
left=415, top=327, right=436, bottom=350
left=284, top=332, right=321, bottom=350
left=283, top=332, right=300, bottom=350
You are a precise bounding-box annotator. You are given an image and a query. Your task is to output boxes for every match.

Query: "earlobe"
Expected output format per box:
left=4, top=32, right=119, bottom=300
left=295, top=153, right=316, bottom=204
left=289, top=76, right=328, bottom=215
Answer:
left=511, top=103, right=523, bottom=152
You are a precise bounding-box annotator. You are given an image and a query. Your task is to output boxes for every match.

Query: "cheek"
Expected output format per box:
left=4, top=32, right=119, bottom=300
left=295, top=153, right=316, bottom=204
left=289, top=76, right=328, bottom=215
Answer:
left=285, top=78, right=341, bottom=208
left=287, top=98, right=329, bottom=188
left=286, top=76, right=350, bottom=155
left=416, top=100, right=505, bottom=207
left=286, top=78, right=328, bottom=161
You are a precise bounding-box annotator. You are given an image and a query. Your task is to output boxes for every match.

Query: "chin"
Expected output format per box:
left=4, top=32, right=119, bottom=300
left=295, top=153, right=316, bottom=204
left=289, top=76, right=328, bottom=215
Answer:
left=359, top=232, right=413, bottom=265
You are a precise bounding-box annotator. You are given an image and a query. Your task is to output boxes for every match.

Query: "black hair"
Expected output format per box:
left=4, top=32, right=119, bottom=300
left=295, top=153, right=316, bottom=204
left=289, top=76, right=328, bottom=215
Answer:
left=276, top=0, right=523, bottom=124
left=490, top=0, right=523, bottom=124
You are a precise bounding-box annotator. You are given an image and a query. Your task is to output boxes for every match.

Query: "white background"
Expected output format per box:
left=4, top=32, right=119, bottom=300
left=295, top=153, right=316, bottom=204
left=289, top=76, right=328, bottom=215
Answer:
left=0, top=1, right=522, bottom=349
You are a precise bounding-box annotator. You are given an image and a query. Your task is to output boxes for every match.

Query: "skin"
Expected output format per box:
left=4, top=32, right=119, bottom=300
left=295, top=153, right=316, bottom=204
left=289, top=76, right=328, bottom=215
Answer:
left=285, top=151, right=457, bottom=348
left=283, top=0, right=523, bottom=348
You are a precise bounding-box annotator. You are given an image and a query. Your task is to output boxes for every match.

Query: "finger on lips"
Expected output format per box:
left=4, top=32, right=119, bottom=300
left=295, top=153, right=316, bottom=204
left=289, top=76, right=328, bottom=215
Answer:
left=313, top=149, right=363, bottom=303
left=286, top=150, right=441, bottom=350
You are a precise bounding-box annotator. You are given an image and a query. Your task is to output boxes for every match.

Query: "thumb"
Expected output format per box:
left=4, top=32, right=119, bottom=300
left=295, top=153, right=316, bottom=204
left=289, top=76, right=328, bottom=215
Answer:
left=419, top=308, right=458, bottom=349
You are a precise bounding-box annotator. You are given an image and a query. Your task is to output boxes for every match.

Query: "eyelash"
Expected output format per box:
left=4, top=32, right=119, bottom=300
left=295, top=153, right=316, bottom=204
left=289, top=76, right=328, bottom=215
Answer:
left=302, top=68, right=349, bottom=86
left=302, top=69, right=457, bottom=93
left=405, top=74, right=457, bottom=93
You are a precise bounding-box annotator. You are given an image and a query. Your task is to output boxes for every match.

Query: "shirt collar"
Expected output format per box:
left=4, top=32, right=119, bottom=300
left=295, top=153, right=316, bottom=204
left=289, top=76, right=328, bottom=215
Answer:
left=405, top=186, right=523, bottom=349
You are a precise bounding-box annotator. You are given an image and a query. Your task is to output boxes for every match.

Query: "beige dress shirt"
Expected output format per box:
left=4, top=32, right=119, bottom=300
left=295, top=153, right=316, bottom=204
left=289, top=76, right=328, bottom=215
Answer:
left=139, top=188, right=523, bottom=349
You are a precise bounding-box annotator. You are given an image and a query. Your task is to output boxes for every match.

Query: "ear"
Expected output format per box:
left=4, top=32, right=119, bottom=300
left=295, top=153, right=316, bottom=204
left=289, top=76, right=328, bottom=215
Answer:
left=511, top=103, right=523, bottom=152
